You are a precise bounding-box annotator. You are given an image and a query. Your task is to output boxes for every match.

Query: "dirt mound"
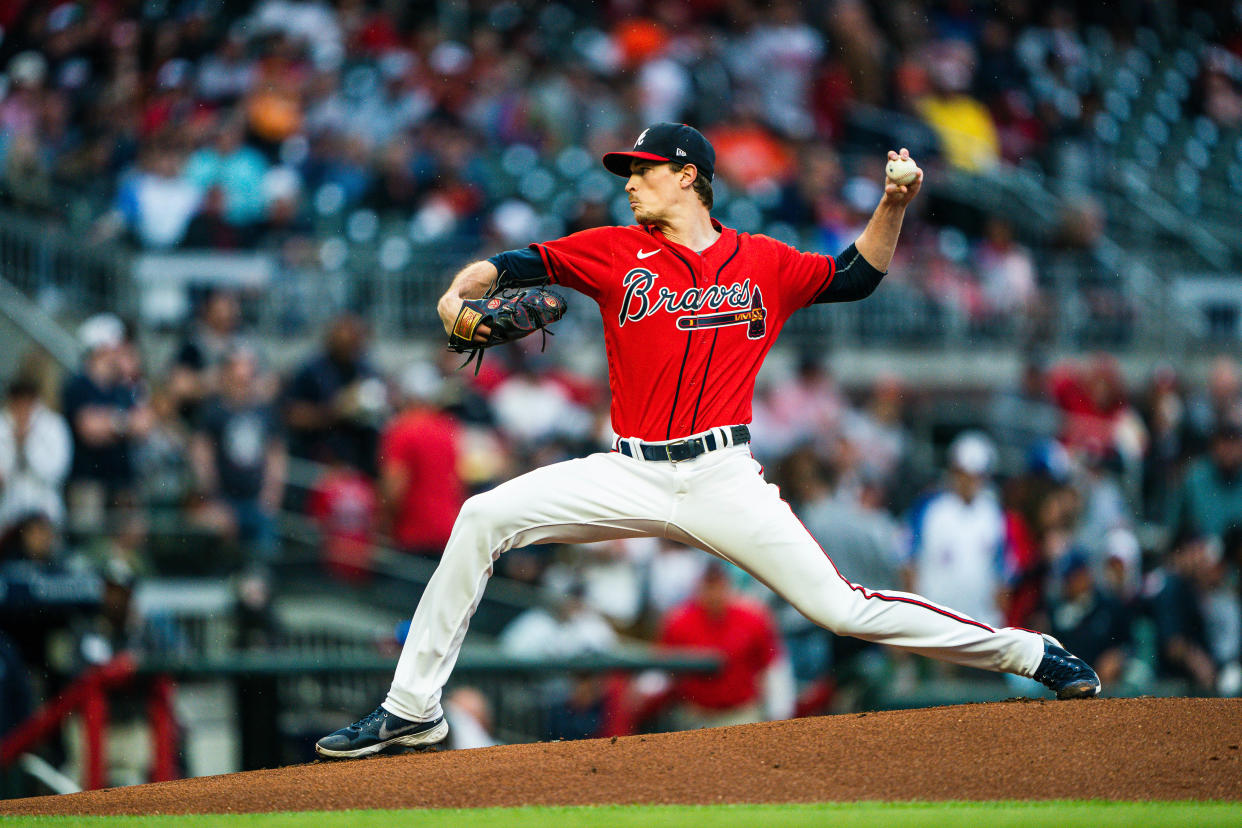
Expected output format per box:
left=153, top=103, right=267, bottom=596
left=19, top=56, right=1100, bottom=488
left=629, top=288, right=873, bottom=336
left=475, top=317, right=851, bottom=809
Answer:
left=3, top=697, right=1239, bottom=815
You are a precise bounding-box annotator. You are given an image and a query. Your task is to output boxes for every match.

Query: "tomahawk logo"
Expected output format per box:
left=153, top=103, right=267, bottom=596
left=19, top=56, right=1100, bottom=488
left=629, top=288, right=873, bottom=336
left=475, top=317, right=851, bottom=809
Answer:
left=619, top=268, right=767, bottom=339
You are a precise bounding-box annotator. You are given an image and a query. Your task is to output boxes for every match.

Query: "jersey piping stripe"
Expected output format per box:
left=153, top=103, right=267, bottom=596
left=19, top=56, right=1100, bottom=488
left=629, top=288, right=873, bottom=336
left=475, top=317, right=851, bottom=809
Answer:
left=689, top=235, right=741, bottom=433
left=810, top=250, right=838, bottom=301
left=533, top=243, right=560, bottom=284
left=663, top=245, right=698, bottom=440
left=788, top=506, right=998, bottom=634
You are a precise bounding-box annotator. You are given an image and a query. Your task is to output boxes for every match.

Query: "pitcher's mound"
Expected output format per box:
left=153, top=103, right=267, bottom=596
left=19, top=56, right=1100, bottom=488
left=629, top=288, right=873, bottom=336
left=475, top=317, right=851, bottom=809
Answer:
left=3, top=697, right=1239, bottom=815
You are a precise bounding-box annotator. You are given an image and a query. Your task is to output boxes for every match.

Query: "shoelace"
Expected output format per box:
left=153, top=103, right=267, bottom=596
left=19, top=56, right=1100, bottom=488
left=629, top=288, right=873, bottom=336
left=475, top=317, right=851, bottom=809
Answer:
left=349, top=707, right=386, bottom=732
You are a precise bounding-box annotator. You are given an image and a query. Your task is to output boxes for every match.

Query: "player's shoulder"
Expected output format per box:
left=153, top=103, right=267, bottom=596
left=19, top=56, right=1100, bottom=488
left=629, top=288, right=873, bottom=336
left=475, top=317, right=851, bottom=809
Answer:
left=539, top=224, right=649, bottom=253
left=739, top=231, right=809, bottom=263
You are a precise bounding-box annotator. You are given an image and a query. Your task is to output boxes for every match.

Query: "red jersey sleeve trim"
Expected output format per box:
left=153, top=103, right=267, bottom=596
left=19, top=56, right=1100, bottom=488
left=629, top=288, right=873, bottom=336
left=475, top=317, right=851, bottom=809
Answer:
left=532, top=242, right=560, bottom=285
left=810, top=253, right=837, bottom=303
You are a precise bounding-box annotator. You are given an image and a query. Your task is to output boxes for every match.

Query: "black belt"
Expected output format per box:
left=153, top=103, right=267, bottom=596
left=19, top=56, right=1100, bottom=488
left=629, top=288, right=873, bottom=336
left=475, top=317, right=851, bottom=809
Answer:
left=618, top=425, right=751, bottom=462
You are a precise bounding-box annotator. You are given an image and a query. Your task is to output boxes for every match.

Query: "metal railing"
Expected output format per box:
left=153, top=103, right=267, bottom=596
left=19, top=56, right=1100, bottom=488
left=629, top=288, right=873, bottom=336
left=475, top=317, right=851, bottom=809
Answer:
left=0, top=189, right=1228, bottom=368
left=0, top=209, right=133, bottom=320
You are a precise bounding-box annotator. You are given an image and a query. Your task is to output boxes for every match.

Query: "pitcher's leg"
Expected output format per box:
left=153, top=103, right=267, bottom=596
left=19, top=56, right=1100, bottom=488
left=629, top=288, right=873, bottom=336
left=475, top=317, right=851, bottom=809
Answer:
left=384, top=453, right=670, bottom=722
left=675, top=450, right=1045, bottom=677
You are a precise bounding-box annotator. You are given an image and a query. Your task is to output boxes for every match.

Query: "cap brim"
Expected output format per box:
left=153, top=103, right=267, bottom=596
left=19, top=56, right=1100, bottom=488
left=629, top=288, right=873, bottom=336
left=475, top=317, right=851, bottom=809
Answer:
left=602, top=151, right=671, bottom=177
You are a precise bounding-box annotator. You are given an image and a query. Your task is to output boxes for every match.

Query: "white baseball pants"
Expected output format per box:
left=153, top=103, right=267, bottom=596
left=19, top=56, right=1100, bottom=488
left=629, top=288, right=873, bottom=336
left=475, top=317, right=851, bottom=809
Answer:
left=383, top=430, right=1045, bottom=722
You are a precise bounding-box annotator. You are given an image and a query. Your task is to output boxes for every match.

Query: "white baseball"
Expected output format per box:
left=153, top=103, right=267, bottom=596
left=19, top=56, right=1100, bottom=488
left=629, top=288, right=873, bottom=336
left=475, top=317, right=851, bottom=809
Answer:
left=885, top=156, right=919, bottom=186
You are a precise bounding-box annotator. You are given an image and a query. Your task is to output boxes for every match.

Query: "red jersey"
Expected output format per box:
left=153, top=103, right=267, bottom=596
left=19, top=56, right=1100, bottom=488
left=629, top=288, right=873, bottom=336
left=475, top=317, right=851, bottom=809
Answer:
left=659, top=596, right=782, bottom=711
left=534, top=221, right=835, bottom=441
left=379, top=408, right=465, bottom=553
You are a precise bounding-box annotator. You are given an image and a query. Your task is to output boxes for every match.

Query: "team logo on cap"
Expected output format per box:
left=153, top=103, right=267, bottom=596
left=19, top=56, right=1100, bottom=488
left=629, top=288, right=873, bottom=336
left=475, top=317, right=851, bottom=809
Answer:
left=635, top=128, right=649, bottom=147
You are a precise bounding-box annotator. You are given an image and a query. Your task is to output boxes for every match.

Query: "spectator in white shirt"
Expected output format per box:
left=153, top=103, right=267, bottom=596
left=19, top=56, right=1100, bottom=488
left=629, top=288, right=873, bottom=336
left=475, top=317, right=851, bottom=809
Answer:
left=0, top=378, right=73, bottom=530
left=905, top=432, right=1007, bottom=629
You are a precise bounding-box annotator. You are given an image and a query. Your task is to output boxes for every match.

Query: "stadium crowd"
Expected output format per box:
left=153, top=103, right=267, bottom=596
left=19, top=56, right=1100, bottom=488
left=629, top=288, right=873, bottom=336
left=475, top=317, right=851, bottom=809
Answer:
left=1, top=0, right=1239, bottom=333
left=2, top=0, right=1242, bottom=751
left=2, top=298, right=1242, bottom=742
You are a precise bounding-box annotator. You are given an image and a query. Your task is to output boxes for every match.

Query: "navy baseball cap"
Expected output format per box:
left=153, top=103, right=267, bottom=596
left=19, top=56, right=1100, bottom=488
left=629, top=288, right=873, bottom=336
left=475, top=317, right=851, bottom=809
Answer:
left=602, top=122, right=715, bottom=181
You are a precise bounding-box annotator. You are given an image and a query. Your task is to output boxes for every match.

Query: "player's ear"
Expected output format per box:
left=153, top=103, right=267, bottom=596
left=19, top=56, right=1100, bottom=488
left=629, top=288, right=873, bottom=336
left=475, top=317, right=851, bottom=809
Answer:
left=680, top=164, right=698, bottom=189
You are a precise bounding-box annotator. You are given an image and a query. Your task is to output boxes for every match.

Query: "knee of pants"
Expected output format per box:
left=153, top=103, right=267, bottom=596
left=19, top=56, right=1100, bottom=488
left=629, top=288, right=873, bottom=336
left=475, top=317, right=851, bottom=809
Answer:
left=785, top=581, right=864, bottom=635
left=453, top=489, right=520, bottom=548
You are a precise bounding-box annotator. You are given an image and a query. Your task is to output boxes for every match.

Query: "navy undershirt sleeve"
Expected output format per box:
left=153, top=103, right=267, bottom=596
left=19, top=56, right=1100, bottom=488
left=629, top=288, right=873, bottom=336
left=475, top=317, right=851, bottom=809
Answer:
left=487, top=247, right=550, bottom=288
left=811, top=243, right=886, bottom=304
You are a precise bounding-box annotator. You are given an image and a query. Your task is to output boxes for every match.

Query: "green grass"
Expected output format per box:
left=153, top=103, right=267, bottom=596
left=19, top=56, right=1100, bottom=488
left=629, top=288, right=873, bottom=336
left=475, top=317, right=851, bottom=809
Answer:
left=2, top=801, right=1241, bottom=828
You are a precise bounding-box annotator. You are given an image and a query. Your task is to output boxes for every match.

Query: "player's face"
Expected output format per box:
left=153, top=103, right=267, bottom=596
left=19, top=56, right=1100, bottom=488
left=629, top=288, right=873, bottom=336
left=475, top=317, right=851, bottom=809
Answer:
left=625, top=160, right=680, bottom=225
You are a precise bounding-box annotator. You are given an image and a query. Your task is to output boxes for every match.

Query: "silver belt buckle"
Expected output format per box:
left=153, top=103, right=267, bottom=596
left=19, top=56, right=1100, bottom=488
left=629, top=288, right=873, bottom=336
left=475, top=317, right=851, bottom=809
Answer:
left=665, top=442, right=680, bottom=462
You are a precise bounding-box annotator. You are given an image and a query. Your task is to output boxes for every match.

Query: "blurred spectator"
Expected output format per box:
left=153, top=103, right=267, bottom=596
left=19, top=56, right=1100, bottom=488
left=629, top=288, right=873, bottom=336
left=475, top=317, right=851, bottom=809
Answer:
left=1046, top=550, right=1131, bottom=687
left=646, top=539, right=710, bottom=618
left=988, top=356, right=1061, bottom=468
left=284, top=314, right=384, bottom=475
left=1102, top=527, right=1143, bottom=607
left=181, top=186, right=254, bottom=250
left=906, top=432, right=1005, bottom=629
left=197, top=28, right=255, bottom=103
left=378, top=362, right=464, bottom=557
left=788, top=446, right=902, bottom=688
left=765, top=355, right=847, bottom=459
left=0, top=512, right=101, bottom=689
left=1139, top=365, right=1192, bottom=522
left=490, top=356, right=591, bottom=447
left=1050, top=354, right=1147, bottom=470
left=191, top=349, right=286, bottom=564
left=444, top=686, right=499, bottom=750
left=62, top=314, right=153, bottom=522
left=705, top=116, right=795, bottom=192
left=1201, top=547, right=1241, bottom=694
left=794, top=452, right=903, bottom=591
left=544, top=538, right=650, bottom=631
left=732, top=0, right=824, bottom=139
left=657, top=562, right=792, bottom=729
left=183, top=119, right=270, bottom=228
left=500, top=582, right=617, bottom=659
left=976, top=219, right=1038, bottom=317
left=84, top=510, right=149, bottom=653
left=1074, top=450, right=1130, bottom=559
left=771, top=145, right=850, bottom=253
left=842, top=374, right=909, bottom=491
left=998, top=445, right=1078, bottom=631
left=169, top=290, right=249, bottom=422
left=112, top=146, right=202, bottom=248
left=132, top=389, right=193, bottom=510
left=0, top=377, right=72, bottom=529
left=306, top=445, right=378, bottom=582
left=1148, top=532, right=1219, bottom=692
left=915, top=41, right=1001, bottom=172
left=1187, top=356, right=1242, bottom=452
left=1166, top=416, right=1242, bottom=541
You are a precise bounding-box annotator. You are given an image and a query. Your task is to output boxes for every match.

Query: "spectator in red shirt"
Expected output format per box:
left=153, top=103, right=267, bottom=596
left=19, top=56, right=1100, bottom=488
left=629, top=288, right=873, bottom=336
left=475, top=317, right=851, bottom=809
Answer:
left=379, top=363, right=465, bottom=557
left=657, top=561, right=790, bottom=730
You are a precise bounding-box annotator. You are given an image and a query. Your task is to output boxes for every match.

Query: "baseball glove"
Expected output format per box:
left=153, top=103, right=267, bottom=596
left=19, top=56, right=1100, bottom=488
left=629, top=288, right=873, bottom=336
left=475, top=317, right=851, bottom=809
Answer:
left=447, top=286, right=567, bottom=372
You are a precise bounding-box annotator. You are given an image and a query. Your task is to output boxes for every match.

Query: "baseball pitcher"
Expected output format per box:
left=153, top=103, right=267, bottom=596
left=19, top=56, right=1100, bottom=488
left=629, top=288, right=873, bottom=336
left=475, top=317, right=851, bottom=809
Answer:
left=316, top=123, right=1099, bottom=758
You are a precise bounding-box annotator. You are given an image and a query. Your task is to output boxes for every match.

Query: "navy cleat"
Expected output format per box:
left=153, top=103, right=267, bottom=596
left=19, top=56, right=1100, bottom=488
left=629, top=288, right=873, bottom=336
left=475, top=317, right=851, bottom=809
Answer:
left=1033, top=634, right=1101, bottom=699
left=315, top=706, right=449, bottom=759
